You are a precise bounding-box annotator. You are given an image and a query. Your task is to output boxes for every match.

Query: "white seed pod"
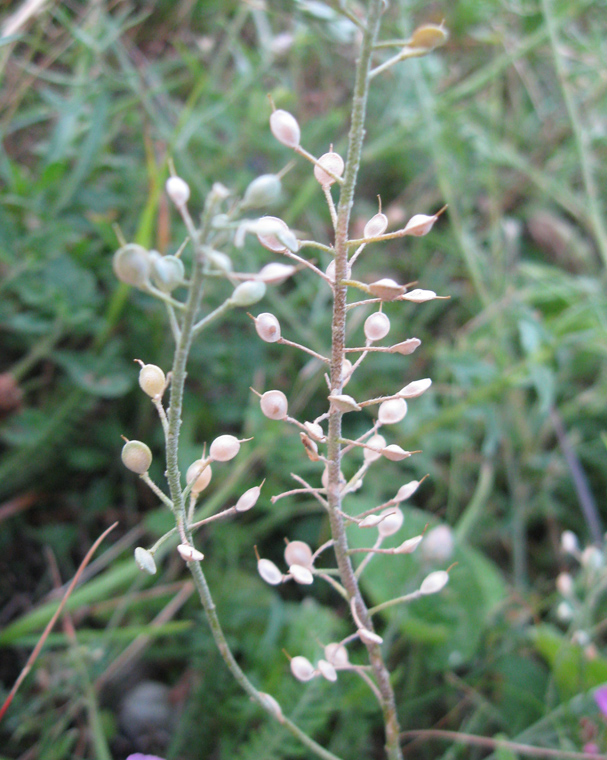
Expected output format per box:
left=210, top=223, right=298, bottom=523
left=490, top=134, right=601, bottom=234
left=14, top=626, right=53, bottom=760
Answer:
left=209, top=434, right=241, bottom=462
left=304, top=421, right=325, bottom=442
left=328, top=393, right=361, bottom=413
left=186, top=459, right=212, bottom=494
left=258, top=262, right=296, bottom=285
left=138, top=363, right=166, bottom=398
left=289, top=563, right=314, bottom=585
left=364, top=212, right=388, bottom=238
left=410, top=23, right=448, bottom=50
left=364, top=434, right=387, bottom=463
left=421, top=525, right=454, bottom=563
left=325, top=259, right=351, bottom=283
left=556, top=601, right=573, bottom=622
left=254, top=312, right=281, bottom=342
left=260, top=390, right=288, bottom=420
left=258, top=692, right=282, bottom=719
left=270, top=109, right=301, bottom=148
left=134, top=547, right=157, bottom=575
left=321, top=466, right=345, bottom=490
left=420, top=570, right=450, bottom=595
left=235, top=484, right=262, bottom=512
left=377, top=508, right=404, bottom=537
left=381, top=444, right=412, bottom=461
left=121, top=440, right=152, bottom=474
left=314, top=151, right=344, bottom=187
left=368, top=278, right=405, bottom=300
left=258, top=558, right=283, bottom=585
left=165, top=176, right=190, bottom=207
left=317, top=659, right=338, bottom=682
left=561, top=530, right=579, bottom=554
left=151, top=254, right=185, bottom=292
left=254, top=216, right=289, bottom=252
left=231, top=280, right=267, bottom=306
left=556, top=572, right=574, bottom=597
left=207, top=249, right=233, bottom=272
left=359, top=514, right=384, bottom=528
left=403, top=213, right=438, bottom=236
left=390, top=338, right=421, bottom=355
left=341, top=358, right=353, bottom=387
left=399, top=378, right=432, bottom=398
left=177, top=544, right=205, bottom=562
left=402, top=288, right=437, bottom=303
left=358, top=628, right=383, bottom=646
left=581, top=546, right=603, bottom=570
left=113, top=244, right=151, bottom=287
left=394, top=480, right=421, bottom=502
left=284, top=540, right=313, bottom=568
left=364, top=312, right=391, bottom=342
left=378, top=398, right=408, bottom=425
left=290, top=655, right=315, bottom=682
left=243, top=174, right=282, bottom=208
left=396, top=535, right=423, bottom=554
left=324, top=642, right=349, bottom=668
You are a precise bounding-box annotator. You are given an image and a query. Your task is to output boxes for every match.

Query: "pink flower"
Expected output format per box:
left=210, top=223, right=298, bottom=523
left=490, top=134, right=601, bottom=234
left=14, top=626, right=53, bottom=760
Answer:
left=594, top=686, right=607, bottom=717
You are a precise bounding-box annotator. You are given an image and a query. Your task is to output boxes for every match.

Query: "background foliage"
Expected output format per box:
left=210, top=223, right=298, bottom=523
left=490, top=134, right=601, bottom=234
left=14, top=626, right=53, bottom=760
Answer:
left=1, top=0, right=606, bottom=758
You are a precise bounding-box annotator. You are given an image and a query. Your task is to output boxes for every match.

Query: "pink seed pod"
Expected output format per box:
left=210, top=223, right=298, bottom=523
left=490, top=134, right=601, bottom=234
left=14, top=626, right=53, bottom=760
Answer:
left=341, top=358, right=353, bottom=387
left=177, top=544, right=205, bottom=562
left=420, top=570, right=449, bottom=595
left=399, top=378, right=432, bottom=398
left=209, top=434, right=241, bottom=462
left=290, top=656, right=315, bottom=682
left=402, top=288, right=437, bottom=302
left=270, top=109, right=301, bottom=148
left=317, top=659, right=338, bottom=682
left=377, top=508, right=404, bottom=537
left=381, top=444, right=412, bottom=461
left=314, top=151, right=345, bottom=187
left=235, top=484, right=262, bottom=512
left=328, top=393, right=361, bottom=413
left=364, top=312, right=391, bottom=342
left=359, top=514, right=384, bottom=528
left=394, top=480, right=421, bottom=502
left=556, top=572, right=574, bottom=597
left=396, top=535, right=423, bottom=554
left=321, top=466, right=346, bottom=490
left=121, top=440, right=152, bottom=474
left=284, top=540, right=313, bottom=568
left=358, top=628, right=383, bottom=646
left=378, top=398, right=408, bottom=425
left=260, top=390, right=288, bottom=420
left=186, top=459, right=213, bottom=494
left=324, top=642, right=349, bottom=667
left=254, top=312, right=281, bottom=343
left=255, top=216, right=290, bottom=252
left=134, top=547, right=157, bottom=575
left=364, top=434, right=386, bottom=463
left=367, top=278, right=405, bottom=300
left=258, top=558, right=283, bottom=585
left=138, top=363, right=166, bottom=398
left=165, top=176, right=190, bottom=207
left=403, top=212, right=438, bottom=236
left=258, top=262, right=296, bottom=285
left=304, top=421, right=325, bottom=442
left=421, top=525, right=454, bottom=563
left=390, top=338, right=422, bottom=355
left=289, top=564, right=314, bottom=585
left=364, top=212, right=388, bottom=238
left=325, top=259, right=352, bottom=283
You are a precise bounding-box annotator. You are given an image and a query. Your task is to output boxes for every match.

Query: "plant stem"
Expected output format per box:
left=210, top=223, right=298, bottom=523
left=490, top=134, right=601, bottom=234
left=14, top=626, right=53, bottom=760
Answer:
left=327, top=2, right=403, bottom=759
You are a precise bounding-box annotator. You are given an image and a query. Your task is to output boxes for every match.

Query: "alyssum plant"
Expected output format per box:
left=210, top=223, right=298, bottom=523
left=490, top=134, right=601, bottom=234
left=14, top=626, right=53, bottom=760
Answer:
left=114, top=4, right=448, bottom=759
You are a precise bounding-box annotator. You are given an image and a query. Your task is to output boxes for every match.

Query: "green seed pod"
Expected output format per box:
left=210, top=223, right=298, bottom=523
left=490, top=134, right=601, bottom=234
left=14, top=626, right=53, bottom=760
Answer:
left=151, top=254, right=185, bottom=292
left=242, top=174, right=282, bottom=208
left=113, top=244, right=151, bottom=287
left=231, top=280, right=266, bottom=307
left=121, top=439, right=152, bottom=474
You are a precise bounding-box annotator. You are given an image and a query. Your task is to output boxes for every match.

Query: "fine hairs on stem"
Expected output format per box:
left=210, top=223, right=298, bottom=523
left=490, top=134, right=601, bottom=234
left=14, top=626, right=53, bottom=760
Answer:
left=115, top=4, right=450, bottom=759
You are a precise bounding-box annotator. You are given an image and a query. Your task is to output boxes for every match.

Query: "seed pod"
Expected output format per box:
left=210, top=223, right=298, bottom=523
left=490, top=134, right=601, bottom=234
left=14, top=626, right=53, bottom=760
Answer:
left=260, top=390, right=288, bottom=420
left=364, top=212, right=388, bottom=238
left=377, top=508, right=404, bottom=537
left=231, top=280, right=267, bottom=306
left=378, top=398, right=407, bottom=425
left=381, top=444, right=412, bottom=462
left=243, top=174, right=282, bottom=208
left=325, top=259, right=352, bottom=283
left=258, top=262, right=296, bottom=285
left=328, top=393, right=361, bottom=413
left=556, top=572, right=574, bottom=597
left=317, top=659, right=337, bottom=682
left=284, top=540, right=313, bottom=568
left=364, top=434, right=387, bottom=463
left=341, top=358, right=353, bottom=386
left=290, top=656, right=315, bottom=682
left=410, top=23, right=448, bottom=50
left=186, top=459, right=212, bottom=494
left=314, top=151, right=344, bottom=187
left=359, top=514, right=384, bottom=528
left=151, top=254, right=185, bottom=292
left=368, top=278, right=405, bottom=300
left=421, top=525, right=454, bottom=563
left=255, top=216, right=290, bottom=252
left=561, top=530, right=579, bottom=554
left=303, top=421, right=325, bottom=442
left=394, top=480, right=421, bottom=502
left=399, top=378, right=432, bottom=398
left=235, top=484, right=262, bottom=512
left=324, top=642, right=349, bottom=667
left=207, top=249, right=233, bottom=272
left=403, top=213, right=439, bottom=236
left=254, top=312, right=281, bottom=342
left=420, top=570, right=449, bottom=595
left=209, top=434, right=241, bottom=462
left=358, top=628, right=383, bottom=646
left=270, top=109, right=301, bottom=148
left=177, top=544, right=204, bottom=562
left=113, top=244, right=151, bottom=287
left=165, top=176, right=190, bottom=207
left=396, top=535, right=423, bottom=554
left=134, top=547, right=157, bottom=575
left=289, top=563, right=314, bottom=585
left=402, top=289, right=437, bottom=302
left=300, top=432, right=319, bottom=461
left=258, top=558, right=283, bottom=585
left=364, top=312, right=391, bottom=342
left=138, top=363, right=166, bottom=398
left=390, top=338, right=421, bottom=355
left=121, top=440, right=152, bottom=474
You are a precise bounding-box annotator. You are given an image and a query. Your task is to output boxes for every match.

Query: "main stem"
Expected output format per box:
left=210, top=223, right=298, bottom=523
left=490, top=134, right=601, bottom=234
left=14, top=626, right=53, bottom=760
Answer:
left=327, top=2, right=403, bottom=760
